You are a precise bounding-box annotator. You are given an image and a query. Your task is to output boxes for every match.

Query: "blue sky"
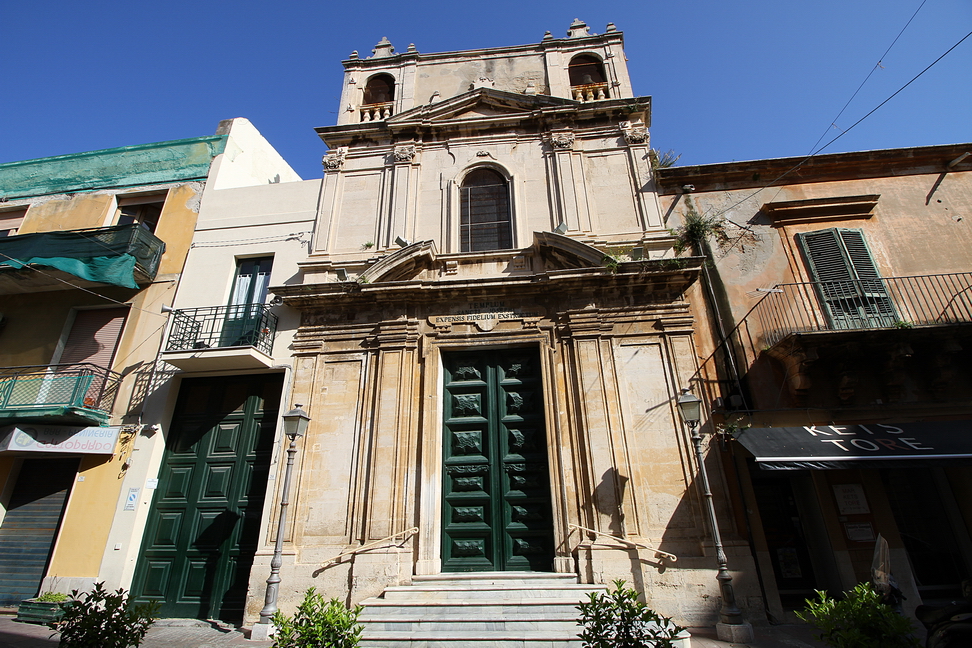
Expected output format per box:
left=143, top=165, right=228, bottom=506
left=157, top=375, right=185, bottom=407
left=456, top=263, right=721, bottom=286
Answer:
left=2, top=1, right=969, bottom=180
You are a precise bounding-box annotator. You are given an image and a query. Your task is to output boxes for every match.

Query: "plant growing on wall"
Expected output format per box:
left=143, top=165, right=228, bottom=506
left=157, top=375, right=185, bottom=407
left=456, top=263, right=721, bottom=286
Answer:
left=271, top=587, right=363, bottom=648
left=797, top=582, right=920, bottom=648
left=649, top=149, right=681, bottom=170
left=48, top=582, right=160, bottom=648
left=576, top=579, right=685, bottom=648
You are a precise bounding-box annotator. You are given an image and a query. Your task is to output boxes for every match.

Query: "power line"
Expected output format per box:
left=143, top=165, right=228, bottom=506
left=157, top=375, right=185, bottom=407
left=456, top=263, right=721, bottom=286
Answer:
left=698, top=27, right=972, bottom=224
left=0, top=249, right=172, bottom=318
left=805, top=0, right=928, bottom=156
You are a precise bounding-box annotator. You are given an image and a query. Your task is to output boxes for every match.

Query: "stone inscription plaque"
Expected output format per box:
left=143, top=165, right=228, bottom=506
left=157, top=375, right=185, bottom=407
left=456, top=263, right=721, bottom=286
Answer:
left=429, top=301, right=541, bottom=328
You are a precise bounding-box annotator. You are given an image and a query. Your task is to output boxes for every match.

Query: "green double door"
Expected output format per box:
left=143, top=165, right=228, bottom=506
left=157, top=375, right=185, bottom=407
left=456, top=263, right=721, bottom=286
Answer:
left=441, top=348, right=554, bottom=572
left=132, top=374, right=282, bottom=622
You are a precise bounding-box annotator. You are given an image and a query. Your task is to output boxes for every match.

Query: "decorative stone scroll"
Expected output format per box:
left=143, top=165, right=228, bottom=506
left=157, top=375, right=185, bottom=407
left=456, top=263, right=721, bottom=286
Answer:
left=620, top=121, right=649, bottom=145
left=393, top=144, right=417, bottom=163
left=322, top=148, right=347, bottom=171
left=547, top=132, right=575, bottom=150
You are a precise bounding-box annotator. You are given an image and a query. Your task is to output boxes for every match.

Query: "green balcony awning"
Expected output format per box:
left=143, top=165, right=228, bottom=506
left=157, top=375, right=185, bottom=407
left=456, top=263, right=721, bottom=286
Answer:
left=0, top=224, right=164, bottom=289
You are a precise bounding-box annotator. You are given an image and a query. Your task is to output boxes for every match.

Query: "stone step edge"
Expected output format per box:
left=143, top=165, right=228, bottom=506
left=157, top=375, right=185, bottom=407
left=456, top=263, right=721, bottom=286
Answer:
left=360, top=630, right=584, bottom=640
left=412, top=572, right=579, bottom=581
left=362, top=598, right=594, bottom=607
left=381, top=584, right=604, bottom=592
left=361, top=614, right=580, bottom=621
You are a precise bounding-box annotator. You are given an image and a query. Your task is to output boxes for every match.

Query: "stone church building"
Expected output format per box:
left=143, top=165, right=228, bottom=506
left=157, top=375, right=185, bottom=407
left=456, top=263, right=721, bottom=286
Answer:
left=264, top=19, right=755, bottom=628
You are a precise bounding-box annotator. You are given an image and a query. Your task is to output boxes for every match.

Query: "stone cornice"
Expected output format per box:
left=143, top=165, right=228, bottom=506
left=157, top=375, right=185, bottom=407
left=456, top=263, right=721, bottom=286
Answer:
left=316, top=89, right=651, bottom=147
left=274, top=257, right=702, bottom=311
left=655, top=142, right=972, bottom=194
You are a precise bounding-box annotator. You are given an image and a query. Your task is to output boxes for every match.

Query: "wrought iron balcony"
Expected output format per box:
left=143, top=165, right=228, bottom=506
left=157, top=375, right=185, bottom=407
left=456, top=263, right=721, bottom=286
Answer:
left=0, top=223, right=166, bottom=294
left=166, top=304, right=278, bottom=355
left=753, top=272, right=972, bottom=349
left=0, top=363, right=121, bottom=425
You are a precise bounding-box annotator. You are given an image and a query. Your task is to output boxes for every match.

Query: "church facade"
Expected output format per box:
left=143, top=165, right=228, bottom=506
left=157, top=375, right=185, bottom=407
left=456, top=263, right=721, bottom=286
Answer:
left=258, top=20, right=758, bottom=626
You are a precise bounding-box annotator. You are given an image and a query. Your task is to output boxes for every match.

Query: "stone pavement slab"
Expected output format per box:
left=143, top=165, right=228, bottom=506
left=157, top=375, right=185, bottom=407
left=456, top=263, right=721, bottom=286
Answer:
left=0, top=616, right=273, bottom=648
left=1, top=614, right=831, bottom=648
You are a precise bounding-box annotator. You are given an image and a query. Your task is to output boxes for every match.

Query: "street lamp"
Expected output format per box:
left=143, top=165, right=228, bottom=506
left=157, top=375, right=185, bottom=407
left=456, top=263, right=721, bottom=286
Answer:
left=677, top=388, right=751, bottom=640
left=258, top=404, right=310, bottom=627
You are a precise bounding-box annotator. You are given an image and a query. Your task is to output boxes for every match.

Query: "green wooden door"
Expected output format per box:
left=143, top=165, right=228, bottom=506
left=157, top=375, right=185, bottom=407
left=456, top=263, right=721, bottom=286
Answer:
left=132, top=373, right=282, bottom=623
left=442, top=349, right=554, bottom=572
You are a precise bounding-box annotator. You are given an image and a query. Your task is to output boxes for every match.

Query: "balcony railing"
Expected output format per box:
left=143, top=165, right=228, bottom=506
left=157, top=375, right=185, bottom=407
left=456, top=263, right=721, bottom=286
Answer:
left=571, top=82, right=610, bottom=102
left=360, top=102, right=394, bottom=122
left=0, top=363, right=121, bottom=421
left=753, top=272, right=972, bottom=348
left=166, top=304, right=278, bottom=355
left=0, top=223, right=166, bottom=289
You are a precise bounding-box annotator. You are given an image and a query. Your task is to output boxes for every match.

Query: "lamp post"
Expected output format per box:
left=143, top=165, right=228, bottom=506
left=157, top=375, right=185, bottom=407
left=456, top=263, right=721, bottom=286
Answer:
left=258, top=404, right=311, bottom=627
left=677, top=388, right=750, bottom=639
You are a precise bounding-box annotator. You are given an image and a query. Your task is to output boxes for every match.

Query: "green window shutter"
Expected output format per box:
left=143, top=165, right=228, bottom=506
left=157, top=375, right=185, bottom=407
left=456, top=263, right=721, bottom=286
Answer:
left=799, top=229, right=853, bottom=283
left=796, top=228, right=896, bottom=328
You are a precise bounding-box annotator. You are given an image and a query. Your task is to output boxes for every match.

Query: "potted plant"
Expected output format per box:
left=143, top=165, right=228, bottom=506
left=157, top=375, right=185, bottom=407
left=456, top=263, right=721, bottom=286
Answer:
left=48, top=582, right=160, bottom=648
left=16, top=590, right=70, bottom=625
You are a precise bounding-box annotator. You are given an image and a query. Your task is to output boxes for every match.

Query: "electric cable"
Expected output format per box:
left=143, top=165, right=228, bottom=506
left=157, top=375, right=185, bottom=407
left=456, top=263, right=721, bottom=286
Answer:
left=0, top=249, right=172, bottom=318
left=696, top=27, right=972, bottom=225
left=805, top=0, right=928, bottom=157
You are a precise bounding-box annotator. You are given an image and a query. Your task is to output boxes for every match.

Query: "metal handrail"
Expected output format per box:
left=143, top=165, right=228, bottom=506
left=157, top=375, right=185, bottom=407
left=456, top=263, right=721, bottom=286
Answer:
left=752, top=272, right=972, bottom=348
left=0, top=362, right=122, bottom=413
left=320, top=527, right=419, bottom=567
left=568, top=523, right=678, bottom=562
left=166, top=303, right=278, bottom=355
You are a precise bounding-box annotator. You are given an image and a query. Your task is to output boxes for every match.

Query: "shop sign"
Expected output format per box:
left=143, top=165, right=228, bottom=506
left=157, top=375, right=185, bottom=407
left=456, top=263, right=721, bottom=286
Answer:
left=736, top=421, right=972, bottom=469
left=0, top=424, right=122, bottom=455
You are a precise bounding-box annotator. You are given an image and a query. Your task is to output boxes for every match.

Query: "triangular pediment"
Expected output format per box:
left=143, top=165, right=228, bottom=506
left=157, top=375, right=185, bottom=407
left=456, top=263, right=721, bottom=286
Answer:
left=387, top=88, right=573, bottom=129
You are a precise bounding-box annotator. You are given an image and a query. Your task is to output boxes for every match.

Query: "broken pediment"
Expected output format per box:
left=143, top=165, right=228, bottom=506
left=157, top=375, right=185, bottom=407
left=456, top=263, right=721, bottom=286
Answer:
left=533, top=231, right=606, bottom=269
left=358, top=240, right=439, bottom=283
left=386, top=88, right=573, bottom=130
left=352, top=232, right=606, bottom=286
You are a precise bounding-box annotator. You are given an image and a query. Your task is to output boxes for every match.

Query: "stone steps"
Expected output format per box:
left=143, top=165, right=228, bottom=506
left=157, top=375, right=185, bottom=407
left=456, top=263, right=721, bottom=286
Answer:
left=358, top=572, right=605, bottom=648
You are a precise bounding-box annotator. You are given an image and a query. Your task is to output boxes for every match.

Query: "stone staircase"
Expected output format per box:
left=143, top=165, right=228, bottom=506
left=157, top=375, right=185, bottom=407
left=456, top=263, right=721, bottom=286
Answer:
left=358, top=572, right=606, bottom=647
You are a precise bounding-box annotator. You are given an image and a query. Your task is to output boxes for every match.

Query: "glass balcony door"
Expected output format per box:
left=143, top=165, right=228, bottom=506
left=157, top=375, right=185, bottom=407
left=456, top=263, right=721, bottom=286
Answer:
left=220, top=257, right=272, bottom=348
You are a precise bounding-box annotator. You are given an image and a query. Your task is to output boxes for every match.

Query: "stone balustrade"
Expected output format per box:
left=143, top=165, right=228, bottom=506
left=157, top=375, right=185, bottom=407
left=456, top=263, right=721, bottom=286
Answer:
left=360, top=102, right=394, bottom=122
left=571, top=82, right=610, bottom=102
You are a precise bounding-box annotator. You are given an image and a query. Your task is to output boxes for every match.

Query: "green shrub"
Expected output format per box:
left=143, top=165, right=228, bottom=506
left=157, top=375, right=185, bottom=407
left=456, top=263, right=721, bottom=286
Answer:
left=577, top=579, right=685, bottom=648
left=49, top=582, right=160, bottom=648
left=797, top=582, right=920, bottom=648
left=36, top=591, right=69, bottom=603
left=271, top=587, right=363, bottom=648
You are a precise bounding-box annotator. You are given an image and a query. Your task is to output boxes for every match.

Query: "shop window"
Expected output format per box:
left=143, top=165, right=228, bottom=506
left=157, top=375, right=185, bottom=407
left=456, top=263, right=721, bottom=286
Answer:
left=460, top=168, right=512, bottom=252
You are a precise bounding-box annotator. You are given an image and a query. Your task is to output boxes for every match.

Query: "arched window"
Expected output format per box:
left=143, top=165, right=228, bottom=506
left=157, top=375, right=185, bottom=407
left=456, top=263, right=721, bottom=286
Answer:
left=363, top=74, right=395, bottom=105
left=568, top=55, right=609, bottom=101
left=568, top=55, right=606, bottom=85
left=460, top=168, right=512, bottom=252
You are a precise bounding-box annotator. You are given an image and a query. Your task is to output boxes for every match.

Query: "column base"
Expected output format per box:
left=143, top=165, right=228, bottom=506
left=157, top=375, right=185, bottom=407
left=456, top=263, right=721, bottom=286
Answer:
left=716, top=621, right=754, bottom=644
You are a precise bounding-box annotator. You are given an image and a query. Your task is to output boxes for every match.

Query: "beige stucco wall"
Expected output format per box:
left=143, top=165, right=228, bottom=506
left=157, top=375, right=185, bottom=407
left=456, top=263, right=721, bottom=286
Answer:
left=17, top=194, right=115, bottom=234
left=659, top=169, right=972, bottom=331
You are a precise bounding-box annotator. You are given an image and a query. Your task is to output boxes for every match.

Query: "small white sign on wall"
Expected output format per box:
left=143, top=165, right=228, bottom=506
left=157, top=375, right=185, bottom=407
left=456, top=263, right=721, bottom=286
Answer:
left=124, top=487, right=140, bottom=511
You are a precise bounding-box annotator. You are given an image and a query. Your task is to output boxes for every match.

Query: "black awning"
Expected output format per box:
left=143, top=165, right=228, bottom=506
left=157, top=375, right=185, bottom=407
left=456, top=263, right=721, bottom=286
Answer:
left=735, top=421, right=972, bottom=470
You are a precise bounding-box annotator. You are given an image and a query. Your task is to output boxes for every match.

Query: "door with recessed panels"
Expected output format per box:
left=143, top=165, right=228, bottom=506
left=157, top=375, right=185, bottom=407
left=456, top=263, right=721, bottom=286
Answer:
left=131, top=373, right=281, bottom=622
left=441, top=349, right=553, bottom=572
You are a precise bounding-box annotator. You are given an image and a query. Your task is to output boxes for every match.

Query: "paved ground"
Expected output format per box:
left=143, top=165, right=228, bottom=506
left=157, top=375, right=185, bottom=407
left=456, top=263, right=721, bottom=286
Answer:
left=0, top=614, right=832, bottom=648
